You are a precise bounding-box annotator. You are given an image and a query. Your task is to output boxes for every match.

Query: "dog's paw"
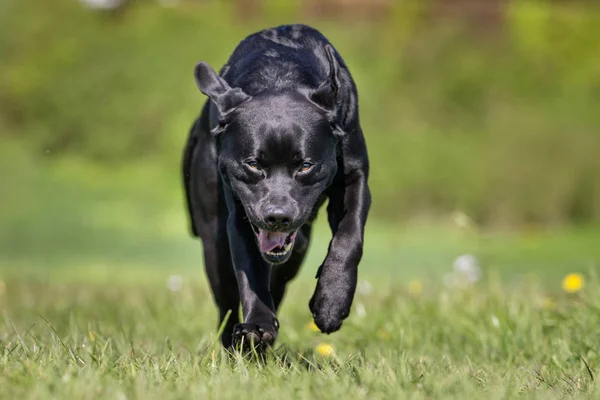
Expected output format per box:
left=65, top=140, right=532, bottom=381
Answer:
left=309, top=283, right=352, bottom=334
left=232, top=322, right=278, bottom=351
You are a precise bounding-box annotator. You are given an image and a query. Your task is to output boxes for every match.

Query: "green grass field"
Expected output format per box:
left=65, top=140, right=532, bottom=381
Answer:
left=1, top=224, right=599, bottom=399
left=2, top=2, right=600, bottom=397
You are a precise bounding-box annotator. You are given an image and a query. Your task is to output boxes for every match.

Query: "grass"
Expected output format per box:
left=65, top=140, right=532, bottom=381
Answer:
left=1, top=224, right=600, bottom=399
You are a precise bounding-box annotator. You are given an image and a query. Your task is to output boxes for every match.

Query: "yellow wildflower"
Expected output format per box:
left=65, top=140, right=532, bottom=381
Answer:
left=306, top=320, right=320, bottom=332
left=89, top=331, right=96, bottom=342
left=562, top=273, right=584, bottom=294
left=315, top=343, right=334, bottom=357
left=408, top=280, right=423, bottom=296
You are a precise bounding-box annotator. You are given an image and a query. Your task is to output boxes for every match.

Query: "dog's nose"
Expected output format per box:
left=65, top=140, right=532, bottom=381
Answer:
left=264, top=207, right=292, bottom=230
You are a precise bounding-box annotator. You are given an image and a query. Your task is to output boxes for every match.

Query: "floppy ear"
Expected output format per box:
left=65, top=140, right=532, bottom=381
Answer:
left=194, top=62, right=251, bottom=116
left=310, top=45, right=341, bottom=113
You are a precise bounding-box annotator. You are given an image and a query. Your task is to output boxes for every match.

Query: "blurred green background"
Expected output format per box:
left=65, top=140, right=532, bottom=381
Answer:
left=1, top=0, right=599, bottom=284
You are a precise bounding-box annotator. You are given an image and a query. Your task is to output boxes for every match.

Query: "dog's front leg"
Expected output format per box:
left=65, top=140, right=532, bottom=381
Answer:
left=225, top=192, right=278, bottom=350
left=310, top=167, right=371, bottom=333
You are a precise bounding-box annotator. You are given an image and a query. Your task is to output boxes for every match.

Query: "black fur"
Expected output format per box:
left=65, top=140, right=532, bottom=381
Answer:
left=183, top=24, right=371, bottom=349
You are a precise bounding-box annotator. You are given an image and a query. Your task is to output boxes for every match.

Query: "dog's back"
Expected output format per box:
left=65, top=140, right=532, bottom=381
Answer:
left=220, top=25, right=354, bottom=100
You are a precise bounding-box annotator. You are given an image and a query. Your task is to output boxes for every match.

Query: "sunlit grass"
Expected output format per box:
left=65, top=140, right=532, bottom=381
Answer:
left=1, top=268, right=599, bottom=399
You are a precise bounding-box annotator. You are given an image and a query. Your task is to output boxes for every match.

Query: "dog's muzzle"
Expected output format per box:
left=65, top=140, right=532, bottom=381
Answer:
left=251, top=223, right=297, bottom=265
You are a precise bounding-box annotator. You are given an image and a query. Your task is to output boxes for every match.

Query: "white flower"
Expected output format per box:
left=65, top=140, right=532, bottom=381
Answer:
left=167, top=275, right=183, bottom=292
left=443, top=255, right=482, bottom=288
left=453, top=254, right=481, bottom=284
left=490, top=314, right=500, bottom=328
left=79, top=0, right=124, bottom=9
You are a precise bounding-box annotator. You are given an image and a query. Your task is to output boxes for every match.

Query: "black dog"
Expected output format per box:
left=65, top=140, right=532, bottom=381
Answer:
left=183, top=24, right=371, bottom=349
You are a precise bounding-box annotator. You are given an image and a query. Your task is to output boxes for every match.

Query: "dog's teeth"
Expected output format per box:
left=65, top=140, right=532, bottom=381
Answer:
left=266, top=245, right=293, bottom=257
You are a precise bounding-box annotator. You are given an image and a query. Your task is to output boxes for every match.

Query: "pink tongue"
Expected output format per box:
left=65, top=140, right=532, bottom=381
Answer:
left=258, top=229, right=287, bottom=253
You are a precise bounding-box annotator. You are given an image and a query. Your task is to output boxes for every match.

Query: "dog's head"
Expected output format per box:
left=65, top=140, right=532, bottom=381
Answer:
left=194, top=46, right=342, bottom=264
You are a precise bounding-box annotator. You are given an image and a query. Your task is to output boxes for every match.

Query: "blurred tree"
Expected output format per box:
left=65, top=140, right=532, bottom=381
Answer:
left=301, top=0, right=391, bottom=21
left=1, top=0, right=599, bottom=224
left=233, top=0, right=263, bottom=20
left=429, top=0, right=508, bottom=34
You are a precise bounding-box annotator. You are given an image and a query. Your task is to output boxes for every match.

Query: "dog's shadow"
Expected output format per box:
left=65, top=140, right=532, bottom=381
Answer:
left=211, top=344, right=343, bottom=372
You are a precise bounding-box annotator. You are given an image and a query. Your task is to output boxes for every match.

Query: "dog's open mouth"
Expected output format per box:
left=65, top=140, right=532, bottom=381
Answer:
left=251, top=224, right=297, bottom=264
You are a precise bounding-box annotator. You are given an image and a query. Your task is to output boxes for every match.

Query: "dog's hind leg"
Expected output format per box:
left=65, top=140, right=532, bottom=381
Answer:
left=270, top=223, right=312, bottom=311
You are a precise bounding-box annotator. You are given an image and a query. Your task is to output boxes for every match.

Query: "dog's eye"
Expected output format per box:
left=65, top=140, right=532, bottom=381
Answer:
left=246, top=160, right=260, bottom=170
left=299, top=162, right=313, bottom=173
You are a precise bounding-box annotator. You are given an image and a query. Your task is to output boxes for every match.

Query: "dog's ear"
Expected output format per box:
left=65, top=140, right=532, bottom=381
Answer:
left=194, top=62, right=251, bottom=116
left=310, top=45, right=340, bottom=113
